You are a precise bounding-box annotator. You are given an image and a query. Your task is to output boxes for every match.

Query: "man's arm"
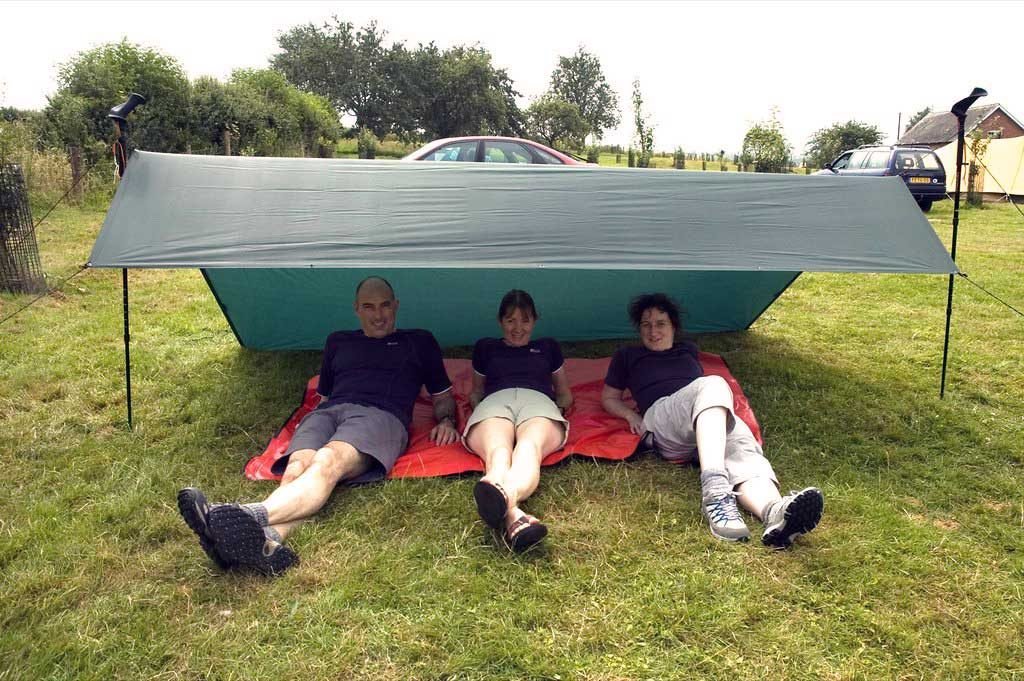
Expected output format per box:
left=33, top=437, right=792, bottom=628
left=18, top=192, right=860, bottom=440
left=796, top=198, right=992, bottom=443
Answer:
left=601, top=384, right=645, bottom=435
left=429, top=390, right=459, bottom=445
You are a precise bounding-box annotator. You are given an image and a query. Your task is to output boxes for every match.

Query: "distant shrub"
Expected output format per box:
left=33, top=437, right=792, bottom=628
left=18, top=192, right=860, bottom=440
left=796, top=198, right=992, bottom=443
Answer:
left=357, top=127, right=379, bottom=159
left=673, top=147, right=685, bottom=170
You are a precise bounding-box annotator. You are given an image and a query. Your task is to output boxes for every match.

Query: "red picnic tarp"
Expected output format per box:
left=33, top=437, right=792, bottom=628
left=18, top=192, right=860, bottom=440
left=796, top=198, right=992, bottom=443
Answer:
left=244, top=354, right=762, bottom=481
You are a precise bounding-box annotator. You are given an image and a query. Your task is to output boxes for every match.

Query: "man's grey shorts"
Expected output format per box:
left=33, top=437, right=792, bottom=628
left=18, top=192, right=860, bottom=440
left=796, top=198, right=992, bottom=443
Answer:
left=277, top=402, right=409, bottom=484
left=643, top=375, right=777, bottom=487
left=462, top=388, right=569, bottom=453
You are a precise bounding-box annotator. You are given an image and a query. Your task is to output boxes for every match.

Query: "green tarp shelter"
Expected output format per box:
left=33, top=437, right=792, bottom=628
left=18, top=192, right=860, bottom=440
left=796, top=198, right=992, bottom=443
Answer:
left=89, top=151, right=956, bottom=350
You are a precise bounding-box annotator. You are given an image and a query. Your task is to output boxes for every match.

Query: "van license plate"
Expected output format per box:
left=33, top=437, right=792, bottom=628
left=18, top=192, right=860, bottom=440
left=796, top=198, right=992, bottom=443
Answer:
left=909, top=177, right=931, bottom=184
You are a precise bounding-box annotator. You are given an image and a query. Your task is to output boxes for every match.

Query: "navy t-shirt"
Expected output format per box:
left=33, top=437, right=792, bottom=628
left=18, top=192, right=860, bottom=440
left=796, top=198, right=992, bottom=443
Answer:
left=604, top=341, right=704, bottom=415
left=472, top=337, right=564, bottom=399
left=316, top=329, right=452, bottom=428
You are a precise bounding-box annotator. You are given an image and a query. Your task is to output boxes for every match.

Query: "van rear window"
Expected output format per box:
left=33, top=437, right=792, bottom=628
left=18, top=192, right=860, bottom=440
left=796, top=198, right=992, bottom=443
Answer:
left=895, top=150, right=942, bottom=170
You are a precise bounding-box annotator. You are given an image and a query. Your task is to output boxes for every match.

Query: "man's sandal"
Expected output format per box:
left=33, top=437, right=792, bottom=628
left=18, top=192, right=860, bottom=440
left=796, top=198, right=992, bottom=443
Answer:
left=473, top=479, right=510, bottom=529
left=505, top=514, right=548, bottom=554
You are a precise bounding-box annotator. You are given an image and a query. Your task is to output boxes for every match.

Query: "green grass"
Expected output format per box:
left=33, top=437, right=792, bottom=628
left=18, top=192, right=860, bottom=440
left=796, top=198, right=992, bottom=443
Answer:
left=2, top=199, right=1023, bottom=680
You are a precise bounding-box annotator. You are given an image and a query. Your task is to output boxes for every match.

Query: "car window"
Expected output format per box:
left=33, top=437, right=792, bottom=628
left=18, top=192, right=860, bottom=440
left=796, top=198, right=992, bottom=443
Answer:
left=895, top=150, right=941, bottom=170
left=919, top=152, right=941, bottom=170
left=530, top=146, right=562, bottom=164
left=864, top=151, right=891, bottom=169
left=424, top=142, right=478, bottom=162
left=832, top=152, right=853, bottom=170
left=482, top=141, right=534, bottom=163
left=847, top=150, right=869, bottom=169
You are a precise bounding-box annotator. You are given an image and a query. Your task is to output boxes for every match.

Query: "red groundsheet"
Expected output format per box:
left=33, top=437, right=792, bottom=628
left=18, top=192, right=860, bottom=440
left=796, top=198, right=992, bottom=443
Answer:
left=244, top=354, right=761, bottom=481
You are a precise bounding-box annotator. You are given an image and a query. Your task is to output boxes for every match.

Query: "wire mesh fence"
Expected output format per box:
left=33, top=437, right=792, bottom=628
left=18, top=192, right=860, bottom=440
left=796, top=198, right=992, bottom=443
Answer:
left=1, top=163, right=47, bottom=294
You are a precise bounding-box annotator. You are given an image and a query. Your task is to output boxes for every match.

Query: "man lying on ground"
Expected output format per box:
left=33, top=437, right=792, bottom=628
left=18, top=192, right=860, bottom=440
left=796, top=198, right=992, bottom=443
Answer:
left=601, top=292, right=824, bottom=549
left=177, top=276, right=459, bottom=575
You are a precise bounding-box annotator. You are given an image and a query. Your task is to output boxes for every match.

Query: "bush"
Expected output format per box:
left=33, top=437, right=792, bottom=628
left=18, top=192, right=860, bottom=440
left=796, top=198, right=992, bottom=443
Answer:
left=627, top=147, right=635, bottom=168
left=586, top=146, right=600, bottom=164
left=673, top=147, right=685, bottom=170
left=357, top=127, right=379, bottom=159
left=0, top=118, right=112, bottom=204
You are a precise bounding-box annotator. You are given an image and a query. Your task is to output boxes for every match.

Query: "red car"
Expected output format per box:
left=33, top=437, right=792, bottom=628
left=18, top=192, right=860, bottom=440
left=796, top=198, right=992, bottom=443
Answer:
left=402, top=136, right=585, bottom=165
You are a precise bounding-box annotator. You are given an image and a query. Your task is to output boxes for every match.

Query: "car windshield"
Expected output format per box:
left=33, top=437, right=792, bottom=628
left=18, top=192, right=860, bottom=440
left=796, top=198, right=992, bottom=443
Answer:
left=895, top=150, right=942, bottom=170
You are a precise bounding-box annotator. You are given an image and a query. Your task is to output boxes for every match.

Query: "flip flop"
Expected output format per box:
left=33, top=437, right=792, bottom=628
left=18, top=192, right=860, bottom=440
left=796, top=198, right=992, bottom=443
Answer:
left=177, top=487, right=232, bottom=569
left=473, top=480, right=509, bottom=529
left=506, top=514, right=548, bottom=554
left=207, top=504, right=299, bottom=576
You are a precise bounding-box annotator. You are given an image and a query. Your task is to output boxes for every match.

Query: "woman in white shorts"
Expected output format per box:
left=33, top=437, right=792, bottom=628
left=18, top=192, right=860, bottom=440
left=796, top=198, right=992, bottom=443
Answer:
left=465, top=290, right=573, bottom=553
left=601, top=292, right=824, bottom=549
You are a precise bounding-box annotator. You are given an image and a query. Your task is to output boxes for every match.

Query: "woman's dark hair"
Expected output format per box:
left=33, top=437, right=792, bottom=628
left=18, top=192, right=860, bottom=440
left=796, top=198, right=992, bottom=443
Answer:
left=498, top=289, right=539, bottom=320
left=628, top=293, right=682, bottom=330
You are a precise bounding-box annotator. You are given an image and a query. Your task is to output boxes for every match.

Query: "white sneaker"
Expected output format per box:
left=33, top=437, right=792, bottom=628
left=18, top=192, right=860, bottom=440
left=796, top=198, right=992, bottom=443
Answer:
left=702, top=492, right=751, bottom=542
left=761, top=488, right=824, bottom=549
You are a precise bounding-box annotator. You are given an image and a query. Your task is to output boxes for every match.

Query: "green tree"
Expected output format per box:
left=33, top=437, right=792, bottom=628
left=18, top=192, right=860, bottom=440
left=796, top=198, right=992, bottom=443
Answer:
left=275, top=19, right=522, bottom=140
left=41, top=39, right=190, bottom=158
left=549, top=47, right=620, bottom=143
left=274, top=17, right=396, bottom=136
left=905, top=106, right=932, bottom=133
left=189, top=76, right=235, bottom=154
left=416, top=45, right=523, bottom=139
left=673, top=147, right=685, bottom=170
left=631, top=80, right=654, bottom=167
left=525, top=95, right=588, bottom=149
left=967, top=128, right=991, bottom=207
left=741, top=109, right=791, bottom=173
left=190, top=70, right=339, bottom=157
left=805, top=120, right=883, bottom=168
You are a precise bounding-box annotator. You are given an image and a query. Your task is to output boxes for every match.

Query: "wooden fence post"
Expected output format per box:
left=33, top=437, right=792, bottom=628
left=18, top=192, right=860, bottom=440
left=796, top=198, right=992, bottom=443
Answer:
left=68, top=145, right=83, bottom=202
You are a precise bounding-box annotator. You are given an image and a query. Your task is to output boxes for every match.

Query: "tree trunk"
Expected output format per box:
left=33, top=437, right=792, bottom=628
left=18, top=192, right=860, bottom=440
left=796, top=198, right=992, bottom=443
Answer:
left=967, top=161, right=981, bottom=207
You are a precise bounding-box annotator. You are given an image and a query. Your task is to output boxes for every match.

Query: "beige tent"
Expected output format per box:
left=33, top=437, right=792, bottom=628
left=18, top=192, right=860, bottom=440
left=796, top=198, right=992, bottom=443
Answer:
left=935, top=136, right=1024, bottom=197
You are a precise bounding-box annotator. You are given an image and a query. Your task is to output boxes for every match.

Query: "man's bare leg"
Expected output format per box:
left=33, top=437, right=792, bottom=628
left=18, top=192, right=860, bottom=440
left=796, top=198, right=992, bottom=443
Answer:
left=262, top=441, right=373, bottom=527
left=203, top=440, right=372, bottom=574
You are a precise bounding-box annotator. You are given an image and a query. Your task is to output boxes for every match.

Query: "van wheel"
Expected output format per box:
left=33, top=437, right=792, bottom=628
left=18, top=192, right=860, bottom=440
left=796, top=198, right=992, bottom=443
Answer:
left=917, top=200, right=933, bottom=212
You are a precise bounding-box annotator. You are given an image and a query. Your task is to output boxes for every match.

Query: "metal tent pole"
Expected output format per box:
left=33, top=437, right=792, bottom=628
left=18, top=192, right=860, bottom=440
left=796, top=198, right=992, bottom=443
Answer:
left=940, top=87, right=987, bottom=399
left=108, top=93, right=146, bottom=427
left=122, top=267, right=133, bottom=429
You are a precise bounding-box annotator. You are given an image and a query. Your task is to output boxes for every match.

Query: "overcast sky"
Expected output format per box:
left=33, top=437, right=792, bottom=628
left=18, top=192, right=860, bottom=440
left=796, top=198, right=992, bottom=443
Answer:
left=3, top=0, right=1022, bottom=155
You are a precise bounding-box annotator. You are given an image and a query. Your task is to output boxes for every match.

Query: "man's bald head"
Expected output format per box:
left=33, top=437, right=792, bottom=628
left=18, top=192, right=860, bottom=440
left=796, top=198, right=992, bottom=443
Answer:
left=354, top=276, right=399, bottom=338
left=354, top=276, right=395, bottom=300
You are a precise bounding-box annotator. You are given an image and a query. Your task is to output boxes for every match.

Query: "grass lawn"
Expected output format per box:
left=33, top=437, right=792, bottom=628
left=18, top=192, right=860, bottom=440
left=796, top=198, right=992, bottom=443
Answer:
left=1, top=195, right=1022, bottom=680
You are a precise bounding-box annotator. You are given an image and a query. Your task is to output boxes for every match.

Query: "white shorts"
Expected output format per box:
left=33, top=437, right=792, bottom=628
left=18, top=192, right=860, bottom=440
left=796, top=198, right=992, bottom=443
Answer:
left=643, top=375, right=777, bottom=487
